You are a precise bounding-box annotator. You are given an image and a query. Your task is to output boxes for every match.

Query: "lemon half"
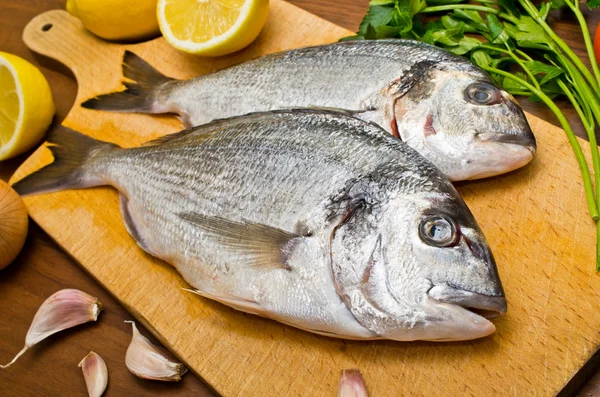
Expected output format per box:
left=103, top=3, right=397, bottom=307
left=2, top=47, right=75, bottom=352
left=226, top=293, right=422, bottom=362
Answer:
left=157, top=0, right=270, bottom=57
left=66, top=0, right=160, bottom=41
left=0, top=52, right=55, bottom=161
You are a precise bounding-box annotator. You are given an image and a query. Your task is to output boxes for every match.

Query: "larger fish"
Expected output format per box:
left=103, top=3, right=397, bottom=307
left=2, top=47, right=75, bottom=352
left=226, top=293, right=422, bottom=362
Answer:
left=13, top=110, right=506, bottom=341
left=82, top=39, right=536, bottom=181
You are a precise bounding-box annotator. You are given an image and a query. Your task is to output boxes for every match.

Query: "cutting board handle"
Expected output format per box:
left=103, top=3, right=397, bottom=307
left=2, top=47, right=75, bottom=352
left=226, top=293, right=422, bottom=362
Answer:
left=23, top=10, right=119, bottom=84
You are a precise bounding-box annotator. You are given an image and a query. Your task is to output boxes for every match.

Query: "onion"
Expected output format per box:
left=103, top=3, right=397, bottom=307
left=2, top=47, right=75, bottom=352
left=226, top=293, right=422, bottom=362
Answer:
left=0, top=179, right=28, bottom=269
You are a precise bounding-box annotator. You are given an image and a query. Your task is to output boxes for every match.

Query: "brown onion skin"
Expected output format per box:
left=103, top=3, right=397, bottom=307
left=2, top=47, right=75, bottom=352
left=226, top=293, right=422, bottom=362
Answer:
left=0, top=180, right=28, bottom=269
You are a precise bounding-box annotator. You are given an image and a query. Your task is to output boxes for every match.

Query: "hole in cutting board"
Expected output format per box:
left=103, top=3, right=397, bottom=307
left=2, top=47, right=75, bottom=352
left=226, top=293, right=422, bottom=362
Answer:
left=41, top=24, right=53, bottom=32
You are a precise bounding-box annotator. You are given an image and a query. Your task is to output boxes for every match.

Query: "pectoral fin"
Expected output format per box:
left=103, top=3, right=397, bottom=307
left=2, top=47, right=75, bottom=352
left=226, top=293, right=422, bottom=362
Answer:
left=178, top=212, right=301, bottom=270
left=183, top=288, right=267, bottom=317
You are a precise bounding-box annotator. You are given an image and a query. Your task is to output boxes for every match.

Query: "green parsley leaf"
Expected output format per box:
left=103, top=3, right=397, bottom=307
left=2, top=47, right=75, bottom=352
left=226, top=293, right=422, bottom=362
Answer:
left=486, top=14, right=510, bottom=44
left=448, top=36, right=481, bottom=55
left=426, top=0, right=466, bottom=4
left=364, top=23, right=377, bottom=40
left=471, top=50, right=493, bottom=69
left=395, top=0, right=427, bottom=16
left=358, top=5, right=394, bottom=36
left=502, top=71, right=530, bottom=92
left=587, top=0, right=600, bottom=9
left=451, top=9, right=488, bottom=32
left=498, top=0, right=520, bottom=16
left=523, top=60, right=564, bottom=85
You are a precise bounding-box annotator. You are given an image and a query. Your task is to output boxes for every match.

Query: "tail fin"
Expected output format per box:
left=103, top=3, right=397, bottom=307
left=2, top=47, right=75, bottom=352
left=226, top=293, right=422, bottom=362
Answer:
left=11, top=126, right=119, bottom=196
left=81, top=51, right=174, bottom=113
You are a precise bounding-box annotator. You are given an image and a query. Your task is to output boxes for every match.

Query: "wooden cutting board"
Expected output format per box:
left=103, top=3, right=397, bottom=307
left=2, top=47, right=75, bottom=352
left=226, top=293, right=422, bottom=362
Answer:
left=11, top=2, right=600, bottom=396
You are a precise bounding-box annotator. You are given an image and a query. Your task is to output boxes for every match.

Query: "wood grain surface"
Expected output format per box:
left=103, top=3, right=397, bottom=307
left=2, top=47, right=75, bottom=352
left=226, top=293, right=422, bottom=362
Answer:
left=1, top=1, right=600, bottom=396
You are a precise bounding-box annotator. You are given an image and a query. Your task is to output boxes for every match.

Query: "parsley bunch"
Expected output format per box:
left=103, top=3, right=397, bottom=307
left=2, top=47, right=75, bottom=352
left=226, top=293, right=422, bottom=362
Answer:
left=348, top=0, right=600, bottom=271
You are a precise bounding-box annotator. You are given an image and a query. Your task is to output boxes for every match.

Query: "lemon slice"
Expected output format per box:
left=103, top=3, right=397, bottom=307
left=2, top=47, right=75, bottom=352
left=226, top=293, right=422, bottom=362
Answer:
left=0, top=52, right=55, bottom=161
left=157, top=0, right=270, bottom=57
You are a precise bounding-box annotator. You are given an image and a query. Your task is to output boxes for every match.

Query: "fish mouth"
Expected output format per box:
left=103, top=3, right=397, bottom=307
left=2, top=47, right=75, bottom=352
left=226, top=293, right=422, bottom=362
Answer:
left=476, top=131, right=536, bottom=154
left=459, top=131, right=536, bottom=180
left=427, top=284, right=507, bottom=320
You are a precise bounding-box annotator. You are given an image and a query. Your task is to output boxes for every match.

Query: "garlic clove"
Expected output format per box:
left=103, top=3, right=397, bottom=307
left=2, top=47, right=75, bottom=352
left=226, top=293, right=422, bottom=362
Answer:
left=1, top=289, right=102, bottom=368
left=338, top=369, right=369, bottom=397
left=79, top=351, right=108, bottom=397
left=124, top=320, right=187, bottom=381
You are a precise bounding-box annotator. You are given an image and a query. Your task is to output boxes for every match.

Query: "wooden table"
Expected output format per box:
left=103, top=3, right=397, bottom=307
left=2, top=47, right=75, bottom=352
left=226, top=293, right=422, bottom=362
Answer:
left=0, top=1, right=599, bottom=396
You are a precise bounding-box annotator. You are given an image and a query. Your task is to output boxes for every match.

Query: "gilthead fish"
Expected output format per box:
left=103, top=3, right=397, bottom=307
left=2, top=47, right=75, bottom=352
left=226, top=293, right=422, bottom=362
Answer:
left=13, top=110, right=506, bottom=341
left=82, top=39, right=536, bottom=181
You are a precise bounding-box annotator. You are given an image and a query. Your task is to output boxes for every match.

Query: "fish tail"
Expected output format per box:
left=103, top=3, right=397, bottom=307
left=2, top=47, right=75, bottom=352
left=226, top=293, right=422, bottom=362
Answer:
left=11, top=126, right=119, bottom=196
left=81, top=50, right=175, bottom=114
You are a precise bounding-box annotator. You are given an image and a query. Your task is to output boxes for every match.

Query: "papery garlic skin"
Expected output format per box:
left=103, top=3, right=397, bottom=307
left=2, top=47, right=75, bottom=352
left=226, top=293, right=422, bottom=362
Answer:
left=124, top=321, right=187, bottom=381
left=338, top=369, right=369, bottom=397
left=79, top=351, right=108, bottom=397
left=1, top=289, right=102, bottom=368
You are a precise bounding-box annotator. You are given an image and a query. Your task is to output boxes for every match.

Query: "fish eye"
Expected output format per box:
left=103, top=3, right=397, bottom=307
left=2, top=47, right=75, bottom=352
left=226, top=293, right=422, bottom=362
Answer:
left=465, top=82, right=502, bottom=105
left=419, top=215, right=458, bottom=247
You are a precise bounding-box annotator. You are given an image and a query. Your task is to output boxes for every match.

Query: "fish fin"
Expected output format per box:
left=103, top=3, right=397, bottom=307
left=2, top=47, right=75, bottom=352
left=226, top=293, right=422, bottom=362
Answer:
left=179, top=212, right=300, bottom=270
left=141, top=125, right=213, bottom=147
left=11, top=125, right=118, bottom=196
left=119, top=195, right=157, bottom=256
left=183, top=288, right=267, bottom=317
left=305, top=328, right=345, bottom=338
left=290, top=106, right=364, bottom=117
left=81, top=51, right=175, bottom=113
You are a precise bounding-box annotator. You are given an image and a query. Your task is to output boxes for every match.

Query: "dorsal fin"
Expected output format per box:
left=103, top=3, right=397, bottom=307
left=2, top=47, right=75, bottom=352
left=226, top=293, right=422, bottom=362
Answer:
left=142, top=125, right=215, bottom=147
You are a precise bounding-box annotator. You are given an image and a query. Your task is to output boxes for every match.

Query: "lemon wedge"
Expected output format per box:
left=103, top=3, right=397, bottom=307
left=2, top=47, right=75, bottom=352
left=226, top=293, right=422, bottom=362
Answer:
left=157, top=0, right=270, bottom=57
left=0, top=52, right=55, bottom=161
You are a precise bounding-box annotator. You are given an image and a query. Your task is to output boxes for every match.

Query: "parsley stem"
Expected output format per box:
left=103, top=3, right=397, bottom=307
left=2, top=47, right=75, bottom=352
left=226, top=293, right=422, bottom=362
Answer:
left=558, top=56, right=595, bottom=128
left=566, top=1, right=600, bottom=90
left=557, top=56, right=600, bottom=211
left=557, top=80, right=600, bottom=213
left=518, top=0, right=600, bottom=99
left=597, top=221, right=600, bottom=272
left=483, top=66, right=599, bottom=221
left=506, top=46, right=541, bottom=91
left=477, top=45, right=540, bottom=90
left=515, top=49, right=533, bottom=62
left=421, top=5, right=499, bottom=14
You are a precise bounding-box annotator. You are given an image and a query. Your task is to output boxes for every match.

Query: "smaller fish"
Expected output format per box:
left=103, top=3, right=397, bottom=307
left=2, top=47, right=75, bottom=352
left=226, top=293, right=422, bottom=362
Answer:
left=82, top=40, right=536, bottom=181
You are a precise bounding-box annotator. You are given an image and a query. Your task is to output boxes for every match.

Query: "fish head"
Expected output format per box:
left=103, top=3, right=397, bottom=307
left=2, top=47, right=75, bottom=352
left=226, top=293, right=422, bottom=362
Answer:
left=393, top=69, right=536, bottom=181
left=330, top=175, right=505, bottom=341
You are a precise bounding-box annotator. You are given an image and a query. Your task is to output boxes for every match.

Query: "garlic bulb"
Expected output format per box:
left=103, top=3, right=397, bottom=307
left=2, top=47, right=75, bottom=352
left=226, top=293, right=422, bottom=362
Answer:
left=0, top=180, right=28, bottom=270
left=79, top=351, right=108, bottom=397
left=338, top=369, right=369, bottom=397
left=124, top=321, right=187, bottom=381
left=1, top=289, right=103, bottom=368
